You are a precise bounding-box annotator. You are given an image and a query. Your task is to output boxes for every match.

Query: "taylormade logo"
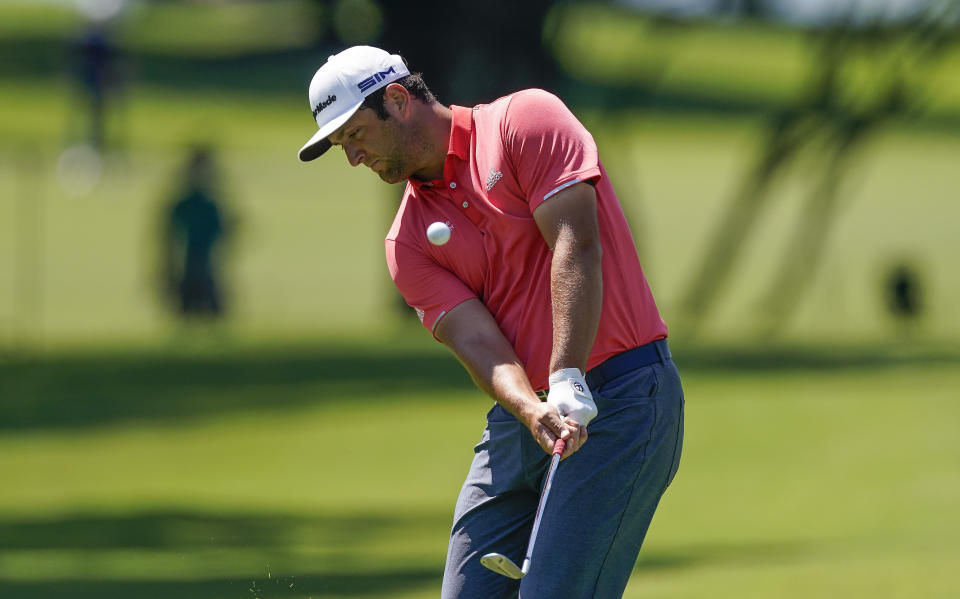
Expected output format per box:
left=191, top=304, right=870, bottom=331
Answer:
left=312, top=94, right=336, bottom=118
left=358, top=67, right=397, bottom=92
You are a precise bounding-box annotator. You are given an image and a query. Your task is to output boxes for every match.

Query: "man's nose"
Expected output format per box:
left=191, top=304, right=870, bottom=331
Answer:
left=345, top=144, right=365, bottom=167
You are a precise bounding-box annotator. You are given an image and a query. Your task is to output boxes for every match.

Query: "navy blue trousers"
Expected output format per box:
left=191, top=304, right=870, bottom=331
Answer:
left=441, top=350, right=685, bottom=598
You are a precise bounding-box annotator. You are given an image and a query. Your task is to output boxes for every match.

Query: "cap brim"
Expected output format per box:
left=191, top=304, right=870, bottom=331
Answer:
left=297, top=101, right=362, bottom=162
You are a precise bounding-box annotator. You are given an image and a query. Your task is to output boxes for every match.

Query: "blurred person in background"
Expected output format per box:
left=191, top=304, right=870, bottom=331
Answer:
left=68, top=19, right=123, bottom=151
left=885, top=261, right=924, bottom=336
left=296, top=46, right=684, bottom=598
left=161, top=146, right=229, bottom=320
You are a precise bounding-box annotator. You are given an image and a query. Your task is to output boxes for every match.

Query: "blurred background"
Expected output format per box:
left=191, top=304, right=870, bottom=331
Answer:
left=1, top=0, right=958, bottom=597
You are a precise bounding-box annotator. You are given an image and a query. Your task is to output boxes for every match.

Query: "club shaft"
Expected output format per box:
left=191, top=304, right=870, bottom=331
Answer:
left=522, top=438, right=565, bottom=573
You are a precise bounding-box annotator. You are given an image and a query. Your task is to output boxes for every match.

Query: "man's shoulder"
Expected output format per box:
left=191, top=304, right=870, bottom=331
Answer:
left=472, top=89, right=570, bottom=142
left=479, top=88, right=565, bottom=115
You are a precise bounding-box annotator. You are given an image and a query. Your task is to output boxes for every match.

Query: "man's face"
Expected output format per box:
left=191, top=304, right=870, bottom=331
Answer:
left=327, top=107, right=415, bottom=184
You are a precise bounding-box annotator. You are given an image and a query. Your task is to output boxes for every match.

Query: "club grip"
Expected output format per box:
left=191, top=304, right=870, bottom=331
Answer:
left=552, top=437, right=566, bottom=455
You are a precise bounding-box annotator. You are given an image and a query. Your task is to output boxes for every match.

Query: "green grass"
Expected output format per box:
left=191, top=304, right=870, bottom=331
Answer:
left=1, top=2, right=958, bottom=348
left=0, top=79, right=396, bottom=347
left=586, top=112, right=960, bottom=343
left=0, top=7, right=958, bottom=595
left=1, top=79, right=958, bottom=347
left=1, top=345, right=958, bottom=597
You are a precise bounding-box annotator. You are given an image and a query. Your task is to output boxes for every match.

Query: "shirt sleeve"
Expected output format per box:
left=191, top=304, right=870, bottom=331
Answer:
left=502, top=89, right=602, bottom=212
left=385, top=238, right=476, bottom=336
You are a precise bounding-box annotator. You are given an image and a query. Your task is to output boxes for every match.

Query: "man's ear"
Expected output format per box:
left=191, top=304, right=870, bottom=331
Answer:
left=383, top=83, right=411, bottom=119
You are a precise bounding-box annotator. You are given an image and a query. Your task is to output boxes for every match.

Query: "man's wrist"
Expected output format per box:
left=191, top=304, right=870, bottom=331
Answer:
left=549, top=367, right=585, bottom=385
left=546, top=367, right=597, bottom=425
left=515, top=392, right=551, bottom=427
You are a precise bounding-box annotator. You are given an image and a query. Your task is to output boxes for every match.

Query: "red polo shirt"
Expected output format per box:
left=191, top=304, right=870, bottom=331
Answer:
left=386, top=89, right=667, bottom=391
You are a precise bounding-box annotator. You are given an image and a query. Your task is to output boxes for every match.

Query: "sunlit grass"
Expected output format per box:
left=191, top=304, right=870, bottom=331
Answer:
left=1, top=350, right=958, bottom=597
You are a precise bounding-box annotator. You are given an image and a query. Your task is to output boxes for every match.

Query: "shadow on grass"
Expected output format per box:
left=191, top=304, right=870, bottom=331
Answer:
left=0, top=510, right=807, bottom=598
left=634, top=541, right=808, bottom=572
left=3, top=571, right=440, bottom=599
left=1, top=340, right=956, bottom=432
left=0, top=510, right=449, bottom=551
left=676, top=342, right=960, bottom=373
left=0, top=509, right=447, bottom=598
left=0, top=342, right=474, bottom=432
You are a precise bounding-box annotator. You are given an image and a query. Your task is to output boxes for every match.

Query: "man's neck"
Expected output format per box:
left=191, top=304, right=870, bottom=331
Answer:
left=410, top=102, right=452, bottom=182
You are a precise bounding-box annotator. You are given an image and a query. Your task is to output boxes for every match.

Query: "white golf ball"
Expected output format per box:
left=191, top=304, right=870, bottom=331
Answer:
left=427, top=221, right=451, bottom=245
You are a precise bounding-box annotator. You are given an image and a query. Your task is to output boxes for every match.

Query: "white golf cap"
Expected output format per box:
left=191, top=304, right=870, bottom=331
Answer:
left=298, top=46, right=410, bottom=162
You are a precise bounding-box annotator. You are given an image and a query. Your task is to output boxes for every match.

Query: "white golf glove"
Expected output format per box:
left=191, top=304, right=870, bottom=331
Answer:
left=546, top=368, right=598, bottom=426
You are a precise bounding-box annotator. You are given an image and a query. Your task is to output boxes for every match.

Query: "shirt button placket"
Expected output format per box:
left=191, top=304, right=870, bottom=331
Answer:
left=449, top=181, right=469, bottom=209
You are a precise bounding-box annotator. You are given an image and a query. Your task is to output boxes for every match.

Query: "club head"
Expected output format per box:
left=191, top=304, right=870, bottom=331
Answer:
left=480, top=552, right=526, bottom=579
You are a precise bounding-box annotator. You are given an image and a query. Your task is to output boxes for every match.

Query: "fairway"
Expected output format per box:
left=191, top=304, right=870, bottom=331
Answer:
left=2, top=344, right=958, bottom=598
left=2, top=2, right=958, bottom=597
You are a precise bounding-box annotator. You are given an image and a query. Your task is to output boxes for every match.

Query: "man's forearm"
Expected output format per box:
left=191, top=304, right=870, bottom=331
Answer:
left=433, top=299, right=542, bottom=421
left=454, top=333, right=541, bottom=423
left=435, top=299, right=587, bottom=457
left=549, top=225, right=603, bottom=374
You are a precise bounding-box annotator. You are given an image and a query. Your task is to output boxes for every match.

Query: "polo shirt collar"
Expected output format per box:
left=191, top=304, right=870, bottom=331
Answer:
left=410, top=105, right=472, bottom=190
left=448, top=105, right=472, bottom=162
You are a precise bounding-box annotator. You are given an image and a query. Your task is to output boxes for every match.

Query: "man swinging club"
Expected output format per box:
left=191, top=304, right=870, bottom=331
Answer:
left=297, top=46, right=685, bottom=598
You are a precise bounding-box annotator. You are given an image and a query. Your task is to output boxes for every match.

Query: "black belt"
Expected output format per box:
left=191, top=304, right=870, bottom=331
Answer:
left=535, top=339, right=670, bottom=400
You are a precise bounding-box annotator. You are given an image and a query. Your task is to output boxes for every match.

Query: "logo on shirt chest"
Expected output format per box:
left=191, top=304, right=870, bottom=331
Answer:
left=485, top=168, right=503, bottom=191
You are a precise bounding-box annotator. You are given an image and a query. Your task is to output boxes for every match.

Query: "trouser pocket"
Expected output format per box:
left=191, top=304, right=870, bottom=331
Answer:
left=662, top=362, right=685, bottom=489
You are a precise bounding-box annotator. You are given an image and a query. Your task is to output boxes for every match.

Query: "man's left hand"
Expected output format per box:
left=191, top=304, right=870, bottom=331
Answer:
left=547, top=368, right=598, bottom=426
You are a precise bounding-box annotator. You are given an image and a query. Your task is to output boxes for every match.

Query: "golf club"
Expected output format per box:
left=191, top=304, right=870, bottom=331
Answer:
left=480, top=436, right=566, bottom=579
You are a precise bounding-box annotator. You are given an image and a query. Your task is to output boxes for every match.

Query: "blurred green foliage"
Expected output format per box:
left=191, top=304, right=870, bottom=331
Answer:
left=118, top=0, right=320, bottom=56
left=0, top=0, right=319, bottom=54
left=548, top=3, right=960, bottom=116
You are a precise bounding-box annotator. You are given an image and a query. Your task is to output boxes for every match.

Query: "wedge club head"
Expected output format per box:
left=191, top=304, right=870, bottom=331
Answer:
left=480, top=553, right=526, bottom=579
left=479, top=438, right=566, bottom=581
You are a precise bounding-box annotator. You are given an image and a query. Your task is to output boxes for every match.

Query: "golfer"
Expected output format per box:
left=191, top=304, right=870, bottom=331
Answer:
left=298, top=46, right=684, bottom=598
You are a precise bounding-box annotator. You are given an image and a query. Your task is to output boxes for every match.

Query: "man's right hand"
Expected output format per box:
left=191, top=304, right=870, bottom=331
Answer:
left=524, top=400, right=587, bottom=459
